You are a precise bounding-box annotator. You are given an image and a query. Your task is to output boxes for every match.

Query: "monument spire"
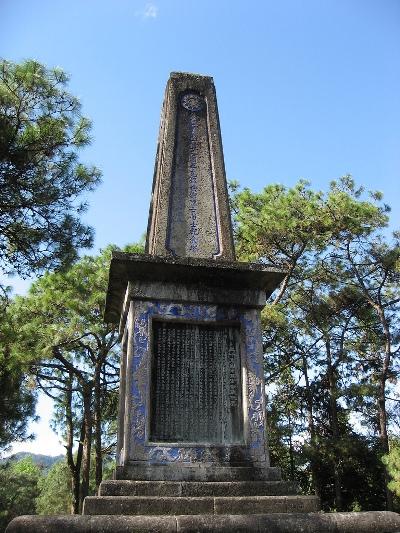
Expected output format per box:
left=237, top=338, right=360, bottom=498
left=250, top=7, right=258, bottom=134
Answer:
left=146, top=72, right=235, bottom=260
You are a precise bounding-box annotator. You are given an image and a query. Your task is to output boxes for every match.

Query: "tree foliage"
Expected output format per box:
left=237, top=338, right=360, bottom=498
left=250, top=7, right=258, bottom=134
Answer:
left=233, top=176, right=400, bottom=511
left=0, top=359, right=36, bottom=453
left=7, top=242, right=144, bottom=513
left=36, top=460, right=72, bottom=515
left=0, top=457, right=42, bottom=531
left=0, top=59, right=101, bottom=279
left=0, top=58, right=101, bottom=456
left=0, top=310, right=36, bottom=454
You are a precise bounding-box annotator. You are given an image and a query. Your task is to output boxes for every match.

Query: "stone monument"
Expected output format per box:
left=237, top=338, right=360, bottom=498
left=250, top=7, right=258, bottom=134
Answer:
left=7, top=73, right=400, bottom=532
left=103, top=72, right=292, bottom=485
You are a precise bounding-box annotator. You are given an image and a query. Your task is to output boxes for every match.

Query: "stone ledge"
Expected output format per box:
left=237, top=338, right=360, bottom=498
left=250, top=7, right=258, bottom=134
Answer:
left=99, top=479, right=298, bottom=497
left=105, top=253, right=286, bottom=323
left=125, top=280, right=267, bottom=308
left=82, top=495, right=320, bottom=516
left=115, top=464, right=282, bottom=481
left=7, top=512, right=400, bottom=532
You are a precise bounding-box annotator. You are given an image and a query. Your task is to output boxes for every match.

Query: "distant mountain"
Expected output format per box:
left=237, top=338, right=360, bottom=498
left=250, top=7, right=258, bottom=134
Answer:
left=1, top=452, right=64, bottom=470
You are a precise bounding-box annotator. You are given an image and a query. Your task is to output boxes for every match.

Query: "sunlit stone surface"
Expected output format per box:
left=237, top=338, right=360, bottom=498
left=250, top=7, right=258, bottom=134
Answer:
left=146, top=73, right=236, bottom=261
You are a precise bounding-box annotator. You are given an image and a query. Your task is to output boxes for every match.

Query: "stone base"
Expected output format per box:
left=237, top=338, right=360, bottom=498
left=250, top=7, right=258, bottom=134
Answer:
left=84, top=479, right=318, bottom=516
left=115, top=464, right=282, bottom=481
left=83, top=495, right=319, bottom=516
left=7, top=512, right=400, bottom=532
left=99, top=479, right=297, bottom=496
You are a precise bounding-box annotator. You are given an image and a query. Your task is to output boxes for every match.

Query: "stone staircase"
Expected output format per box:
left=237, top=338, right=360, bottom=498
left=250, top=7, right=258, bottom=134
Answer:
left=83, top=479, right=320, bottom=517
left=8, top=479, right=400, bottom=532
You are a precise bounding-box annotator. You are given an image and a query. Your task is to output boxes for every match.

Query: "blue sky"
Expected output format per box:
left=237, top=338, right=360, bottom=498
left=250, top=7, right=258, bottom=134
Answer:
left=1, top=0, right=399, bottom=455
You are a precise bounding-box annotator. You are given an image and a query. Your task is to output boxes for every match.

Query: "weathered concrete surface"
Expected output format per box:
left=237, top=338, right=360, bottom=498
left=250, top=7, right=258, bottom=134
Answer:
left=105, top=252, right=285, bottom=324
left=146, top=72, right=235, bottom=261
left=7, top=512, right=400, bottom=532
left=6, top=515, right=176, bottom=533
left=99, top=479, right=298, bottom=497
left=114, top=465, right=282, bottom=482
left=83, top=495, right=215, bottom=516
left=82, top=495, right=320, bottom=516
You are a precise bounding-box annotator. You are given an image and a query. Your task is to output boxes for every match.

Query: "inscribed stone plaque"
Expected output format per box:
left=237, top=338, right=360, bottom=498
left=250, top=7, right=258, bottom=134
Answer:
left=150, top=320, right=243, bottom=444
left=166, top=92, right=220, bottom=257
left=146, top=73, right=236, bottom=260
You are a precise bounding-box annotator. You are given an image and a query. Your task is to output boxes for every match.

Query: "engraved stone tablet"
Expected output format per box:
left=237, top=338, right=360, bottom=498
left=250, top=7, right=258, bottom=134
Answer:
left=150, top=320, right=243, bottom=444
left=146, top=73, right=236, bottom=260
left=166, top=92, right=219, bottom=257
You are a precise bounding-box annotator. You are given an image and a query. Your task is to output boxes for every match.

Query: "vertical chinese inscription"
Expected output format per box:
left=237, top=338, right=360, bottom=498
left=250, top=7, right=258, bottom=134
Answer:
left=150, top=321, right=242, bottom=443
left=165, top=92, right=220, bottom=258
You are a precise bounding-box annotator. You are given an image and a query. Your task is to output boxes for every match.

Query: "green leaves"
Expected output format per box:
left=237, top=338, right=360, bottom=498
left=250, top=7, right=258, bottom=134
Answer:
left=36, top=460, right=72, bottom=515
left=233, top=176, right=399, bottom=510
left=0, top=59, right=101, bottom=279
left=232, top=176, right=387, bottom=270
left=0, top=457, right=42, bottom=529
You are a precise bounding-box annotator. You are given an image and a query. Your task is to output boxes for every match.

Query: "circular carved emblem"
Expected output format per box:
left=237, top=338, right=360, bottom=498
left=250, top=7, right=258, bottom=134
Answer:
left=181, top=92, right=205, bottom=112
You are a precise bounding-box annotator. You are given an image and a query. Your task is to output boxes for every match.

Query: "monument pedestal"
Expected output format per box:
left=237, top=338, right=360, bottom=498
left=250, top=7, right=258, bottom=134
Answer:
left=106, top=253, right=285, bottom=483
left=83, top=480, right=319, bottom=516
left=82, top=252, right=323, bottom=522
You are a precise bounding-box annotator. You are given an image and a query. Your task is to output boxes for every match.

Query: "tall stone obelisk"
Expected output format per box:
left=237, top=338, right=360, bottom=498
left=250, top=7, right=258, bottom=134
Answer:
left=104, top=72, right=287, bottom=481
left=146, top=73, right=235, bottom=260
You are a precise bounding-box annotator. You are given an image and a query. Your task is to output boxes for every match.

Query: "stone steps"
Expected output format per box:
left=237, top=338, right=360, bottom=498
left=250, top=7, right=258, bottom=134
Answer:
left=83, top=495, right=320, bottom=516
left=115, top=464, right=282, bottom=481
left=8, top=511, right=400, bottom=532
left=99, top=479, right=297, bottom=497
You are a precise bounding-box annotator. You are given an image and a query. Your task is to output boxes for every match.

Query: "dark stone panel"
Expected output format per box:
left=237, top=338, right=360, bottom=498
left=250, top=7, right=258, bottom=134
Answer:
left=150, top=321, right=242, bottom=444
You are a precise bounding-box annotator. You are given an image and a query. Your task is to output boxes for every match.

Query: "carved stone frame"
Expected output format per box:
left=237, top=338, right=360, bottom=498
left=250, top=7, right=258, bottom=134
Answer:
left=118, top=298, right=270, bottom=469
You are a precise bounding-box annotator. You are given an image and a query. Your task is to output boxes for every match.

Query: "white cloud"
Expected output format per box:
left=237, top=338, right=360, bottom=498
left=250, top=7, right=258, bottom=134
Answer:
left=142, top=3, right=158, bottom=19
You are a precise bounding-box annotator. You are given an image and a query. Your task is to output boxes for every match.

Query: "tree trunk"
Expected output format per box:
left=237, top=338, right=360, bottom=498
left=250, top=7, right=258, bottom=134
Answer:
left=325, top=337, right=343, bottom=511
left=301, top=354, right=320, bottom=498
left=377, top=309, right=393, bottom=511
left=80, top=385, right=93, bottom=510
left=64, top=374, right=83, bottom=515
left=65, top=378, right=77, bottom=514
left=287, top=411, right=295, bottom=481
left=369, top=311, right=394, bottom=510
left=378, top=382, right=393, bottom=511
left=94, top=360, right=103, bottom=491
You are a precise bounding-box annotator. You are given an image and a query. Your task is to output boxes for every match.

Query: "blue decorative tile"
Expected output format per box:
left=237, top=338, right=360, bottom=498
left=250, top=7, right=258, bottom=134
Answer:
left=126, top=300, right=268, bottom=466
